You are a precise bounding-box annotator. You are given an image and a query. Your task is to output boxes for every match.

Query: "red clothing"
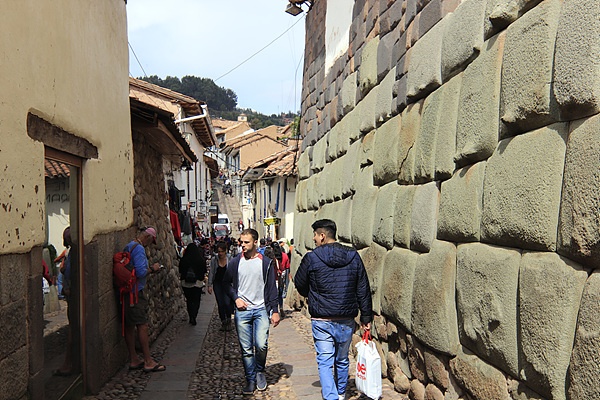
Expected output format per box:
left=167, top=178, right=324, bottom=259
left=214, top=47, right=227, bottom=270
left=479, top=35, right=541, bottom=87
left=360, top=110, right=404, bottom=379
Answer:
left=170, top=209, right=182, bottom=245
left=42, top=260, right=52, bottom=285
left=281, top=252, right=290, bottom=271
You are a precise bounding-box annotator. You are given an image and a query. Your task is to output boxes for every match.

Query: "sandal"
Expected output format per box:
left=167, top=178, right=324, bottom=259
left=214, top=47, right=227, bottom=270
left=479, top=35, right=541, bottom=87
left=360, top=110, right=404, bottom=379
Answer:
left=143, top=364, right=166, bottom=373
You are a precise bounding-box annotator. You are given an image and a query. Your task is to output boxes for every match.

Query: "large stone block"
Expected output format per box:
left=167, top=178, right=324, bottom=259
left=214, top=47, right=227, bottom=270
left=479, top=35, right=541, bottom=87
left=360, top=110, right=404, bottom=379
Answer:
left=343, top=141, right=361, bottom=198
left=351, top=166, right=379, bottom=249
left=344, top=107, right=363, bottom=143
left=410, top=182, right=439, bottom=253
left=359, top=37, right=380, bottom=96
left=358, top=83, right=379, bottom=134
left=305, top=175, right=319, bottom=211
left=568, top=271, right=600, bottom=400
left=381, top=247, right=417, bottom=332
left=0, top=346, right=28, bottom=398
left=373, top=182, right=399, bottom=249
left=450, top=349, right=511, bottom=400
left=298, top=148, right=311, bottom=180
left=433, top=73, right=462, bottom=180
left=484, top=0, right=543, bottom=39
left=398, top=101, right=423, bottom=184
left=481, top=123, right=568, bottom=251
left=296, top=179, right=308, bottom=212
left=373, top=114, right=401, bottom=185
left=456, top=243, right=520, bottom=377
left=394, top=185, right=417, bottom=249
left=455, top=32, right=505, bottom=168
left=328, top=157, right=345, bottom=202
left=375, top=66, right=396, bottom=125
left=336, top=197, right=353, bottom=242
left=360, top=129, right=376, bottom=168
left=407, top=17, right=446, bottom=101
left=441, top=0, right=487, bottom=81
left=377, top=31, right=395, bottom=83
left=341, top=71, right=358, bottom=115
left=553, top=0, right=600, bottom=120
left=358, top=242, right=388, bottom=314
left=499, top=0, right=561, bottom=138
left=0, top=301, right=26, bottom=360
left=558, top=114, right=600, bottom=269
left=330, top=119, right=351, bottom=161
left=312, top=132, right=328, bottom=171
left=0, top=254, right=27, bottom=306
left=438, top=162, right=486, bottom=243
left=519, top=251, right=588, bottom=400
left=320, top=163, right=334, bottom=204
left=412, top=240, right=459, bottom=355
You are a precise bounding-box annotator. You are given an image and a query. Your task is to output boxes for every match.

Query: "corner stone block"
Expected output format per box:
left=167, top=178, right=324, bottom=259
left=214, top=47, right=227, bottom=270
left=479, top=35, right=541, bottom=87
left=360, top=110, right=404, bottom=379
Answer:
left=360, top=37, right=380, bottom=96
left=519, top=251, right=588, bottom=400
left=558, top=111, right=600, bottom=269
left=553, top=0, right=600, bottom=120
left=568, top=271, right=600, bottom=400
left=375, top=66, right=396, bottom=125
left=410, top=181, right=439, bottom=253
left=407, top=17, right=446, bottom=101
left=411, top=240, right=459, bottom=355
left=0, top=301, right=26, bottom=360
left=312, top=133, right=328, bottom=171
left=341, top=72, right=358, bottom=115
left=297, top=147, right=311, bottom=180
left=484, top=0, right=543, bottom=39
left=455, top=32, right=505, bottom=168
left=499, top=0, right=561, bottom=138
left=373, top=181, right=400, bottom=249
left=373, top=114, right=401, bottom=186
left=456, top=243, right=520, bottom=377
left=434, top=72, right=462, bottom=180
left=398, top=100, right=423, bottom=184
left=0, top=254, right=27, bottom=306
left=358, top=242, right=388, bottom=314
left=438, top=162, right=486, bottom=243
left=0, top=346, right=28, bottom=399
left=481, top=123, right=568, bottom=251
left=441, top=0, right=487, bottom=81
left=394, top=184, right=417, bottom=249
left=449, top=349, right=511, bottom=400
left=381, top=247, right=417, bottom=332
left=351, top=166, right=379, bottom=249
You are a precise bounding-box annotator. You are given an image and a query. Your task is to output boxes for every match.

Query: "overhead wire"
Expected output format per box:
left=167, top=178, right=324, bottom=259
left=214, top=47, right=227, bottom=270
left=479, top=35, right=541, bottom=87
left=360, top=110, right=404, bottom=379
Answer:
left=128, top=41, right=148, bottom=78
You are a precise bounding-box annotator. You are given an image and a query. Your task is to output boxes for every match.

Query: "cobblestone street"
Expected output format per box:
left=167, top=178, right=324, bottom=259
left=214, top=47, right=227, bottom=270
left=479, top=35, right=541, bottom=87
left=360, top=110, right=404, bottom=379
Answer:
left=83, top=291, right=401, bottom=399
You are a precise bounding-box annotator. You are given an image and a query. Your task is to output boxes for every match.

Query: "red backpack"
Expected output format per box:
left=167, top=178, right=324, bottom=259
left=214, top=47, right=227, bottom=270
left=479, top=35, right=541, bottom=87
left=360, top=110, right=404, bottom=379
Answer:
left=113, top=242, right=139, bottom=335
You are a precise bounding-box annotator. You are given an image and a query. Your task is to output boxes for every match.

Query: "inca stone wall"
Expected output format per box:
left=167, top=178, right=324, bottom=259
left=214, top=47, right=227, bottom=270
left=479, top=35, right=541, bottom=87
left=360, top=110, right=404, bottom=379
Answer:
left=291, top=0, right=600, bottom=399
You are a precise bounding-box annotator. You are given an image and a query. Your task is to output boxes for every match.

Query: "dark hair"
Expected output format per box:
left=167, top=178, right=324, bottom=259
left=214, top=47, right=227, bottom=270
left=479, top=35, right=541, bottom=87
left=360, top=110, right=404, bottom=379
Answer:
left=270, top=243, right=283, bottom=260
left=179, top=242, right=207, bottom=277
left=264, top=246, right=275, bottom=260
left=215, top=241, right=228, bottom=252
left=241, top=228, right=259, bottom=241
left=259, top=238, right=266, bottom=245
left=311, top=219, right=337, bottom=240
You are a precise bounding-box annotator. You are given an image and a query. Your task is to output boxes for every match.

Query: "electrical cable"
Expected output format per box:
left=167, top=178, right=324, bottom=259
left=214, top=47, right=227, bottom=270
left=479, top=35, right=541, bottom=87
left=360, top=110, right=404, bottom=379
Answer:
left=214, top=14, right=306, bottom=82
left=128, top=41, right=148, bottom=78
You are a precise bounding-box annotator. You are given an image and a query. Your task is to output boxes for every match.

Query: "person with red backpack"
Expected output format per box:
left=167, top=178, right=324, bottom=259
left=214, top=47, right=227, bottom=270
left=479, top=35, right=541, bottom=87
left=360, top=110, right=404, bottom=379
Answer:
left=122, top=227, right=166, bottom=373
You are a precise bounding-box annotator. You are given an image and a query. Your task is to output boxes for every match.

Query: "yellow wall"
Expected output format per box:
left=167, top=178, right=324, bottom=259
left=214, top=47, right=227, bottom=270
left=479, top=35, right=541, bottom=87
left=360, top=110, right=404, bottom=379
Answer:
left=0, top=0, right=133, bottom=253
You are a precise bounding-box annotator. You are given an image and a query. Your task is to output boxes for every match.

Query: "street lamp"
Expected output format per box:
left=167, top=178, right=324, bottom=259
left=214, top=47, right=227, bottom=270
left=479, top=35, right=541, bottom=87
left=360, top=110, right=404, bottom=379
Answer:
left=285, top=0, right=312, bottom=16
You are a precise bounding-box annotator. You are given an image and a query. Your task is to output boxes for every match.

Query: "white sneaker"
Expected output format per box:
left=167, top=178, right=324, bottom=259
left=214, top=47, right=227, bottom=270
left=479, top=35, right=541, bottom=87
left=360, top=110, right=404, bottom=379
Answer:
left=338, top=394, right=345, bottom=400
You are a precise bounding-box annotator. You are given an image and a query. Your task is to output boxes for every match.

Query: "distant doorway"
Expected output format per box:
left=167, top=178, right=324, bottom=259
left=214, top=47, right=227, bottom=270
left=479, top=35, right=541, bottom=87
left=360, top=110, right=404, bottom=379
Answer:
left=43, top=148, right=84, bottom=400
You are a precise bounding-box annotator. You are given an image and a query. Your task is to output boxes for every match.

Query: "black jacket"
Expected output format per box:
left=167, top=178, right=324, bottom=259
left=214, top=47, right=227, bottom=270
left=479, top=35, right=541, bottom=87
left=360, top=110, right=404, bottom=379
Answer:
left=295, top=242, right=373, bottom=324
left=224, top=253, right=279, bottom=315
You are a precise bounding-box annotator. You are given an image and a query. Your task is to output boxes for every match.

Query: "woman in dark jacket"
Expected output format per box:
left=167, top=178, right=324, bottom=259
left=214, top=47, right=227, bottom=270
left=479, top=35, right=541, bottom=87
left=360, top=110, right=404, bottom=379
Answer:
left=179, top=242, right=207, bottom=325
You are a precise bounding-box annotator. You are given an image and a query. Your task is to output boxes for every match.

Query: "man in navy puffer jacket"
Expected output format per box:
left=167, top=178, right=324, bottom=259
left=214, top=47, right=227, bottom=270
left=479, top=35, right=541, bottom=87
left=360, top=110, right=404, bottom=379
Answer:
left=295, top=219, right=373, bottom=400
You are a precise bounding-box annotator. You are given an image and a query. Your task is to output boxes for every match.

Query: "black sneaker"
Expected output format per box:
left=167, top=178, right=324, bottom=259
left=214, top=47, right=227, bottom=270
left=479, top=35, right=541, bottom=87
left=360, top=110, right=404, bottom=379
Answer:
left=242, top=381, right=255, bottom=395
left=256, top=372, right=267, bottom=391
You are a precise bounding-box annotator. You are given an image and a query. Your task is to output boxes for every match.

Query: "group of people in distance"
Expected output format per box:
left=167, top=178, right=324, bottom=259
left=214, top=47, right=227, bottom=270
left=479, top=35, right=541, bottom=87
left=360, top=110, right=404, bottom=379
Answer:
left=122, top=219, right=373, bottom=400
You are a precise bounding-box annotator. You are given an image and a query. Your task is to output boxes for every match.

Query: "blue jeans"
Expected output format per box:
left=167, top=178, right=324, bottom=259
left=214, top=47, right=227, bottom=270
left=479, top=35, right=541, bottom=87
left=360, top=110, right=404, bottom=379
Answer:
left=312, top=319, right=355, bottom=400
left=235, top=307, right=270, bottom=383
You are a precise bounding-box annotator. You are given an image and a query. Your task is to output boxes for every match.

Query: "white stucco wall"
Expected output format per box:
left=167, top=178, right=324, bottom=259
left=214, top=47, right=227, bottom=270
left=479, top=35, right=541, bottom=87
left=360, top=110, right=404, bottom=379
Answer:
left=0, top=1, right=132, bottom=253
left=325, top=0, right=354, bottom=73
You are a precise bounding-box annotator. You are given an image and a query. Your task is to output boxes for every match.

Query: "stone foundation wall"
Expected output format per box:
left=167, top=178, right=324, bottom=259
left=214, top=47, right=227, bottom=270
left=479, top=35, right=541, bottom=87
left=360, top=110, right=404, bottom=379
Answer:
left=292, top=0, right=600, bottom=399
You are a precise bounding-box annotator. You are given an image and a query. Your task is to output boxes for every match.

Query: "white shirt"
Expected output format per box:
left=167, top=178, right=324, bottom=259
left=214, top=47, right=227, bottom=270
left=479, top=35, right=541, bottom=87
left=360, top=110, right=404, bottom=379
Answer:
left=237, top=255, right=265, bottom=310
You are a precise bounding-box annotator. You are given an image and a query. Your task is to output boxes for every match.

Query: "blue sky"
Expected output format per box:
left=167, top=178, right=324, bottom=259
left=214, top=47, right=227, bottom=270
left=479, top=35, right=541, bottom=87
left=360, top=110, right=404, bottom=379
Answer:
left=126, top=1, right=306, bottom=116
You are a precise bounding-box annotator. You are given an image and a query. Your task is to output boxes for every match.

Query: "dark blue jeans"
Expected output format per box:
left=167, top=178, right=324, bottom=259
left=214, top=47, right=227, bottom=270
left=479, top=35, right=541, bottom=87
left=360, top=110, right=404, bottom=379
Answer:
left=213, top=281, right=232, bottom=323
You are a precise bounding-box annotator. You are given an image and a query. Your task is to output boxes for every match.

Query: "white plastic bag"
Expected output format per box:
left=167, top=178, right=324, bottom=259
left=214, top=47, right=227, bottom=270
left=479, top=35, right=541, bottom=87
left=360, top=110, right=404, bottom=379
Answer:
left=355, top=331, right=382, bottom=399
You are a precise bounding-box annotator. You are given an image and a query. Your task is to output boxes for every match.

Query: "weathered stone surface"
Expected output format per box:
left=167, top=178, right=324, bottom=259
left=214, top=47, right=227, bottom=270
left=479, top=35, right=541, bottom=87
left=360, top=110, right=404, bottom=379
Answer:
left=305, top=175, right=320, bottom=211
left=408, top=334, right=428, bottom=382
left=558, top=114, right=600, bottom=269
left=381, top=247, right=418, bottom=331
left=438, top=162, right=486, bottom=243
left=326, top=125, right=340, bottom=163
left=375, top=66, right=396, bottom=125
left=456, top=242, right=520, bottom=377
left=341, top=71, right=358, bottom=115
left=484, top=0, right=543, bottom=39
left=351, top=166, right=378, bottom=249
left=568, top=271, right=600, bottom=400
left=360, top=129, right=376, bottom=168
left=481, top=123, right=568, bottom=251
left=373, top=182, right=399, bottom=249
left=358, top=242, right=387, bottom=314
left=425, top=383, right=445, bottom=400
left=414, top=83, right=442, bottom=184
left=295, top=179, right=308, bottom=212
left=410, top=379, right=427, bottom=400
left=359, top=37, right=380, bottom=96
left=311, top=134, right=329, bottom=173
left=553, top=0, right=600, bottom=120
left=395, top=74, right=409, bottom=114
left=519, top=251, right=588, bottom=400
left=455, top=32, right=504, bottom=167
left=410, top=182, right=439, bottom=253
left=316, top=166, right=328, bottom=206
left=434, top=73, right=462, bottom=181
left=0, top=301, right=26, bottom=360
left=377, top=31, right=395, bottom=83
left=373, top=114, right=401, bottom=185
left=424, top=349, right=450, bottom=390
left=316, top=201, right=335, bottom=221
left=441, top=0, right=487, bottom=80
left=507, top=378, right=545, bottom=400
left=499, top=0, right=561, bottom=138
left=343, top=141, right=361, bottom=198
left=407, top=17, right=446, bottom=101
left=294, top=211, right=316, bottom=254
left=450, top=349, right=510, bottom=400
left=298, top=149, right=311, bottom=180
left=332, top=119, right=352, bottom=161
left=393, top=367, right=412, bottom=393
left=398, top=100, right=423, bottom=184
left=326, top=157, right=344, bottom=202
left=0, top=346, right=27, bottom=398
left=412, top=240, right=459, bottom=355
left=394, top=185, right=417, bottom=248
left=336, top=197, right=354, bottom=242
